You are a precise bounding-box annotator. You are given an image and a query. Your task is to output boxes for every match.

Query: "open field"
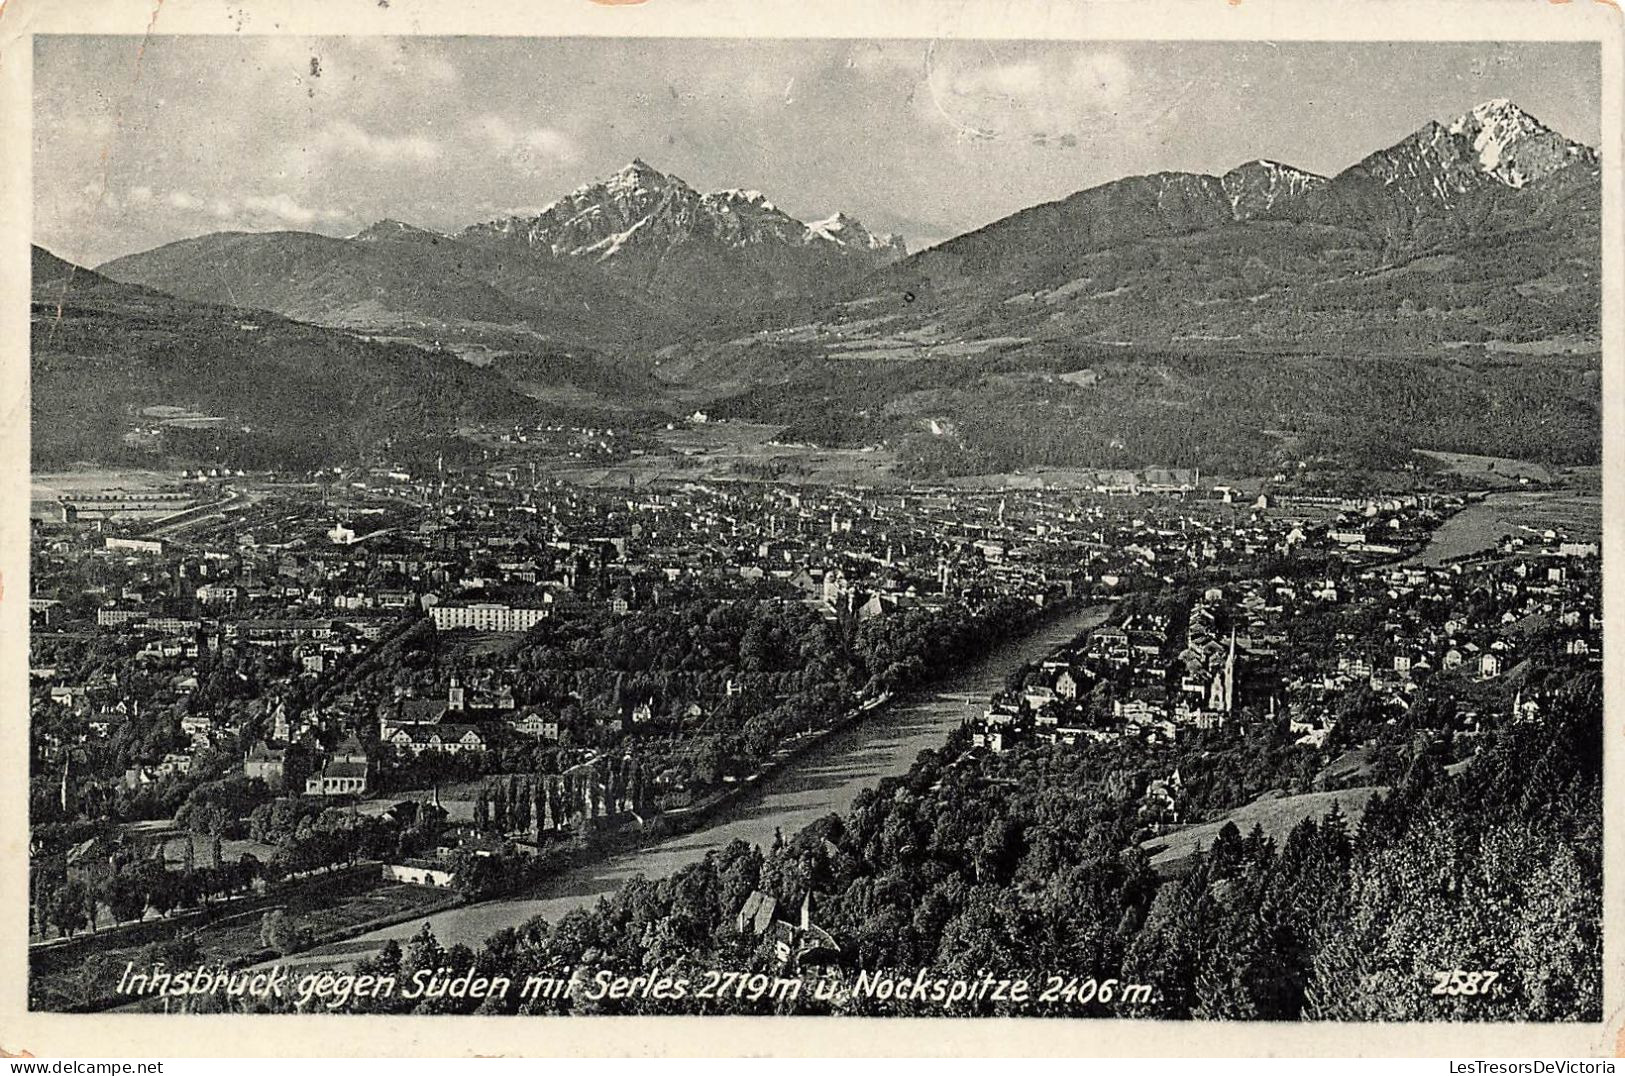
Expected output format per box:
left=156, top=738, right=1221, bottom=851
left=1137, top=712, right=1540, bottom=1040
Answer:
left=154, top=834, right=279, bottom=870
left=32, top=468, right=182, bottom=496
left=1416, top=450, right=1559, bottom=486
left=1564, top=465, right=1603, bottom=493
left=1405, top=489, right=1601, bottom=567
left=546, top=421, right=902, bottom=488
left=140, top=405, right=225, bottom=429
left=1314, top=745, right=1381, bottom=789
left=1483, top=335, right=1599, bottom=357
left=31, top=468, right=198, bottom=521
left=1141, top=786, right=1387, bottom=875
left=438, top=631, right=527, bottom=659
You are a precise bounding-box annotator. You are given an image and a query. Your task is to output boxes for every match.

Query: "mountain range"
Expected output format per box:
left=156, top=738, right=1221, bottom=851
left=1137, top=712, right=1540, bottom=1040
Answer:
left=96, top=160, right=908, bottom=351
left=856, top=99, right=1595, bottom=310
left=659, top=99, right=1601, bottom=476
left=44, top=99, right=1602, bottom=475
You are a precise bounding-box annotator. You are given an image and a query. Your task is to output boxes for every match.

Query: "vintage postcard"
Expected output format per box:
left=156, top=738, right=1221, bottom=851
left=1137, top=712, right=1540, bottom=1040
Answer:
left=0, top=0, right=1621, bottom=1058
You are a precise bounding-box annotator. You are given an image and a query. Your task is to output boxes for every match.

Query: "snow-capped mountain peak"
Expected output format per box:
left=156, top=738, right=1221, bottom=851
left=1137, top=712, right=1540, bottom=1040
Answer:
left=1449, top=98, right=1537, bottom=136
left=1342, top=99, right=1595, bottom=211
left=806, top=212, right=907, bottom=256
left=808, top=211, right=857, bottom=235
left=1448, top=99, right=1549, bottom=186
left=1219, top=159, right=1327, bottom=219
left=457, top=160, right=908, bottom=290
left=702, top=188, right=782, bottom=216
left=349, top=219, right=448, bottom=243
left=1443, top=99, right=1591, bottom=189
left=601, top=158, right=688, bottom=198
left=711, top=188, right=773, bottom=205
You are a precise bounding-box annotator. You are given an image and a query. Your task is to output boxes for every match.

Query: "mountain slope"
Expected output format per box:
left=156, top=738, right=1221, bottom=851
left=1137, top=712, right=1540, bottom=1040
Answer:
left=95, top=160, right=906, bottom=348
left=32, top=246, right=544, bottom=469
left=878, top=171, right=1239, bottom=308
left=95, top=225, right=673, bottom=353
left=1281, top=100, right=1598, bottom=251
left=1447, top=98, right=1594, bottom=188
left=1221, top=160, right=1327, bottom=219
left=658, top=101, right=1600, bottom=477
left=62, top=99, right=1600, bottom=479
left=865, top=100, right=1593, bottom=309
left=774, top=100, right=1601, bottom=345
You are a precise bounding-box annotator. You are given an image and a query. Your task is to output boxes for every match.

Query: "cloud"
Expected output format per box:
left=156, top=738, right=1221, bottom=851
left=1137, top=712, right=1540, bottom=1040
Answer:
left=315, top=120, right=443, bottom=164
left=946, top=59, right=1049, bottom=99
left=348, top=38, right=463, bottom=86
left=473, top=115, right=579, bottom=166
left=239, top=192, right=349, bottom=226
left=146, top=187, right=347, bottom=228
left=407, top=51, right=462, bottom=86
left=921, top=46, right=1136, bottom=145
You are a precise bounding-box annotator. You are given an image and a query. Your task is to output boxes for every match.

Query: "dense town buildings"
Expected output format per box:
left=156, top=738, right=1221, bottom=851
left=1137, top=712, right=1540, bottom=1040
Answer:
left=25, top=447, right=1600, bottom=989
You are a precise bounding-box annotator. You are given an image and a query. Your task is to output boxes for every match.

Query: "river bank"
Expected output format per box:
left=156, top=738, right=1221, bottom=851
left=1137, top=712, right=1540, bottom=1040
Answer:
left=332, top=487, right=1594, bottom=963
left=261, top=599, right=1116, bottom=972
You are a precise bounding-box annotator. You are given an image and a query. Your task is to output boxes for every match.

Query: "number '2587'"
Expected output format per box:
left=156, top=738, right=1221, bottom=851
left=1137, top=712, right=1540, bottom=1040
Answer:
left=1431, top=970, right=1500, bottom=996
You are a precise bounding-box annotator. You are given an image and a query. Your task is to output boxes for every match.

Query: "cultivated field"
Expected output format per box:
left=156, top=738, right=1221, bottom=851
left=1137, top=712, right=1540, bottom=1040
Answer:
left=1141, top=786, right=1387, bottom=874
left=1416, top=450, right=1558, bottom=486
left=32, top=467, right=183, bottom=500
left=30, top=867, right=451, bottom=1012
left=547, top=421, right=902, bottom=488
left=31, top=468, right=195, bottom=521
left=1406, top=489, right=1601, bottom=567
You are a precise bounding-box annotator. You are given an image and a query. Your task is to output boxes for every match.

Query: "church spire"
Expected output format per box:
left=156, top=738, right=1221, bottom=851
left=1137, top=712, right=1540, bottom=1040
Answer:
left=1223, top=626, right=1238, bottom=714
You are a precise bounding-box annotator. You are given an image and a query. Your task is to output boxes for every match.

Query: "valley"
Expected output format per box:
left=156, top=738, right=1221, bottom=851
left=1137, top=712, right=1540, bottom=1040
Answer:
left=25, top=52, right=1606, bottom=1026
left=28, top=99, right=1598, bottom=492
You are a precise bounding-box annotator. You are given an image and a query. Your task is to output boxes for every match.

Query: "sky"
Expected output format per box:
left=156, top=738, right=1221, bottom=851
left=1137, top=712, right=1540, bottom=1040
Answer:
left=33, top=36, right=1601, bottom=266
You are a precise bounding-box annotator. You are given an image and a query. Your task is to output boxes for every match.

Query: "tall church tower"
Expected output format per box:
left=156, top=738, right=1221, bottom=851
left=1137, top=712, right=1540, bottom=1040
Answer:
left=1222, top=626, right=1238, bottom=714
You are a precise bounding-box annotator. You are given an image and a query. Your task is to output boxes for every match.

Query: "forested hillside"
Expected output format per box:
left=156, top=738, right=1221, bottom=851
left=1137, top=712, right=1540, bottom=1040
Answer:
left=306, top=663, right=1598, bottom=1020
left=31, top=246, right=543, bottom=469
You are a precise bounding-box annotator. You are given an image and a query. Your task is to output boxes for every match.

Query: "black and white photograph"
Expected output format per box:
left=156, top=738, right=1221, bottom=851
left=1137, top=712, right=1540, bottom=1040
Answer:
left=5, top=0, right=1621, bottom=1056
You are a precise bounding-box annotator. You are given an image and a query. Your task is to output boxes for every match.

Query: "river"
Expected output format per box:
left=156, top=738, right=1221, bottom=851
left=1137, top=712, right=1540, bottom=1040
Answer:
left=276, top=601, right=1115, bottom=970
